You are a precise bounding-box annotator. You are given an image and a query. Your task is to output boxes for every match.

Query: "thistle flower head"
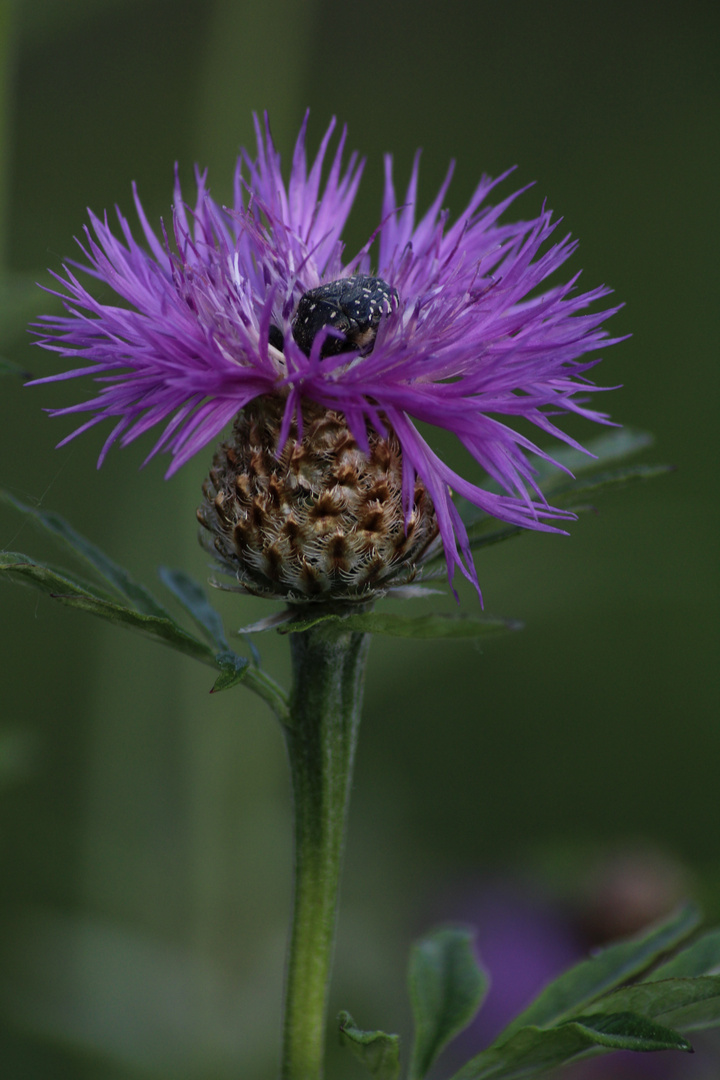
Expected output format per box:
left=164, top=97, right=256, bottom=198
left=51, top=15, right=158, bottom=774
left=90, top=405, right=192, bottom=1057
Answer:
left=32, top=112, right=623, bottom=600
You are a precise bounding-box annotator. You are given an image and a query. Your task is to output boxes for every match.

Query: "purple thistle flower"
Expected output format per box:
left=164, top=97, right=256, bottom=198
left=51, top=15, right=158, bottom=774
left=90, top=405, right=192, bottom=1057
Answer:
left=31, top=112, right=623, bottom=598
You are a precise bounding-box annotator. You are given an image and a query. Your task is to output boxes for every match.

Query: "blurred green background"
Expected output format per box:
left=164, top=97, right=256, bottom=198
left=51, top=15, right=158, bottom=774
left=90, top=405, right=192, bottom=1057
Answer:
left=1, top=1, right=718, bottom=1077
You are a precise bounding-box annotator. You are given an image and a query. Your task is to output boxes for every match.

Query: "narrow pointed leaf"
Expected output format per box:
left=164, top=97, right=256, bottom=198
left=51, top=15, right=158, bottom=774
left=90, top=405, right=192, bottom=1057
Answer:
left=453, top=1022, right=598, bottom=1079
left=492, top=904, right=698, bottom=1044
left=281, top=611, right=522, bottom=639
left=456, top=427, right=661, bottom=531
left=533, top=427, right=655, bottom=488
left=0, top=550, right=117, bottom=603
left=568, top=1011, right=691, bottom=1051
left=452, top=1013, right=691, bottom=1080
left=158, top=566, right=228, bottom=650
left=0, top=552, right=215, bottom=665
left=408, top=927, right=489, bottom=1080
left=210, top=651, right=250, bottom=694
left=657, top=985, right=720, bottom=1032
left=648, top=930, right=720, bottom=981
left=582, top=974, right=720, bottom=1032
left=277, top=610, right=339, bottom=633
left=457, top=463, right=672, bottom=539
left=1, top=551, right=115, bottom=602
left=2, top=549, right=288, bottom=711
left=463, top=502, right=593, bottom=556
left=465, top=524, right=523, bottom=551
left=0, top=490, right=170, bottom=618
left=547, top=463, right=674, bottom=509
left=338, top=1011, right=401, bottom=1080
left=346, top=612, right=521, bottom=638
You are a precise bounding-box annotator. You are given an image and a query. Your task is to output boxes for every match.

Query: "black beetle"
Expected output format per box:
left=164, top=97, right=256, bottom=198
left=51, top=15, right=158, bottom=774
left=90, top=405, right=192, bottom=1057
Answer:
left=290, top=274, right=398, bottom=359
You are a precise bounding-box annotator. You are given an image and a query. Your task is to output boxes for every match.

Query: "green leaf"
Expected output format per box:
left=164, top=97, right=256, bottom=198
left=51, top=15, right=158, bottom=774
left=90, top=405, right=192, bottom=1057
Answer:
left=464, top=523, right=524, bottom=551
left=0, top=552, right=215, bottom=666
left=281, top=611, right=522, bottom=639
left=1, top=545, right=289, bottom=715
left=452, top=1012, right=691, bottom=1080
left=338, top=1011, right=401, bottom=1080
left=0, top=490, right=170, bottom=618
left=582, top=974, right=720, bottom=1033
left=534, top=427, right=656, bottom=485
left=455, top=426, right=664, bottom=535
left=408, top=927, right=489, bottom=1080
left=568, top=1011, right=691, bottom=1051
left=456, top=463, right=672, bottom=551
left=453, top=1022, right=596, bottom=1079
left=648, top=929, right=720, bottom=981
left=543, top=463, right=674, bottom=510
left=657, top=979, right=720, bottom=1032
left=491, top=903, right=698, bottom=1044
left=1, top=551, right=115, bottom=603
left=158, top=566, right=229, bottom=650
left=210, top=651, right=250, bottom=694
left=278, top=610, right=346, bottom=634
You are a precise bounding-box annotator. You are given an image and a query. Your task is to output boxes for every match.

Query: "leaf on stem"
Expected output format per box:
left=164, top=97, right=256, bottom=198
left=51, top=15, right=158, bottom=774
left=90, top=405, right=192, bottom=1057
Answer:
left=451, top=1012, right=691, bottom=1080
left=158, top=566, right=229, bottom=651
left=280, top=611, right=522, bottom=639
left=647, top=929, right=720, bottom=981
left=489, top=903, right=699, bottom=1044
left=455, top=464, right=674, bottom=556
left=566, top=1011, right=691, bottom=1051
left=408, top=927, right=489, bottom=1080
left=533, top=427, right=656, bottom=485
left=454, top=426, right=670, bottom=545
left=210, top=651, right=250, bottom=694
left=0, top=490, right=170, bottom=617
left=581, top=974, right=720, bottom=1032
left=0, top=547, right=285, bottom=708
left=338, top=1011, right=401, bottom=1080
left=0, top=551, right=215, bottom=664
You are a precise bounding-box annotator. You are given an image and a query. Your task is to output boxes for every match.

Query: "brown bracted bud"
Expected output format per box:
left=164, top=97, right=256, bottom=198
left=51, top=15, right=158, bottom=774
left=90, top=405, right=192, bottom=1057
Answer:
left=197, top=396, right=439, bottom=602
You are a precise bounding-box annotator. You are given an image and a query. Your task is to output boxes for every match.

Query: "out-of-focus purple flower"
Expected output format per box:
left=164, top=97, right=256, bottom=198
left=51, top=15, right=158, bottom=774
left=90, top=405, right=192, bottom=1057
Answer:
left=448, top=883, right=584, bottom=1049
left=438, top=867, right=718, bottom=1080
left=32, top=113, right=623, bottom=596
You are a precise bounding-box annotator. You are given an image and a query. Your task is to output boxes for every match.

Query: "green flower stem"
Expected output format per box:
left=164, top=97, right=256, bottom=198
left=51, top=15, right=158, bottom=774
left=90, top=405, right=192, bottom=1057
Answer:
left=281, top=620, right=371, bottom=1080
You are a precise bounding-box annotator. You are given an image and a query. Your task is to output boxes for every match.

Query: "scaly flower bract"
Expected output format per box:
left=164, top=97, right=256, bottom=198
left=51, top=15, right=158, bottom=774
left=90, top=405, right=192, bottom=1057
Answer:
left=31, top=112, right=623, bottom=597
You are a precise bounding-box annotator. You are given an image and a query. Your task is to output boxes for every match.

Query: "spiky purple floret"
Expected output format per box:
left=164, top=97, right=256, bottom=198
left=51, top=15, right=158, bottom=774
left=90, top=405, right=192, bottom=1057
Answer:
left=31, top=111, right=624, bottom=597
